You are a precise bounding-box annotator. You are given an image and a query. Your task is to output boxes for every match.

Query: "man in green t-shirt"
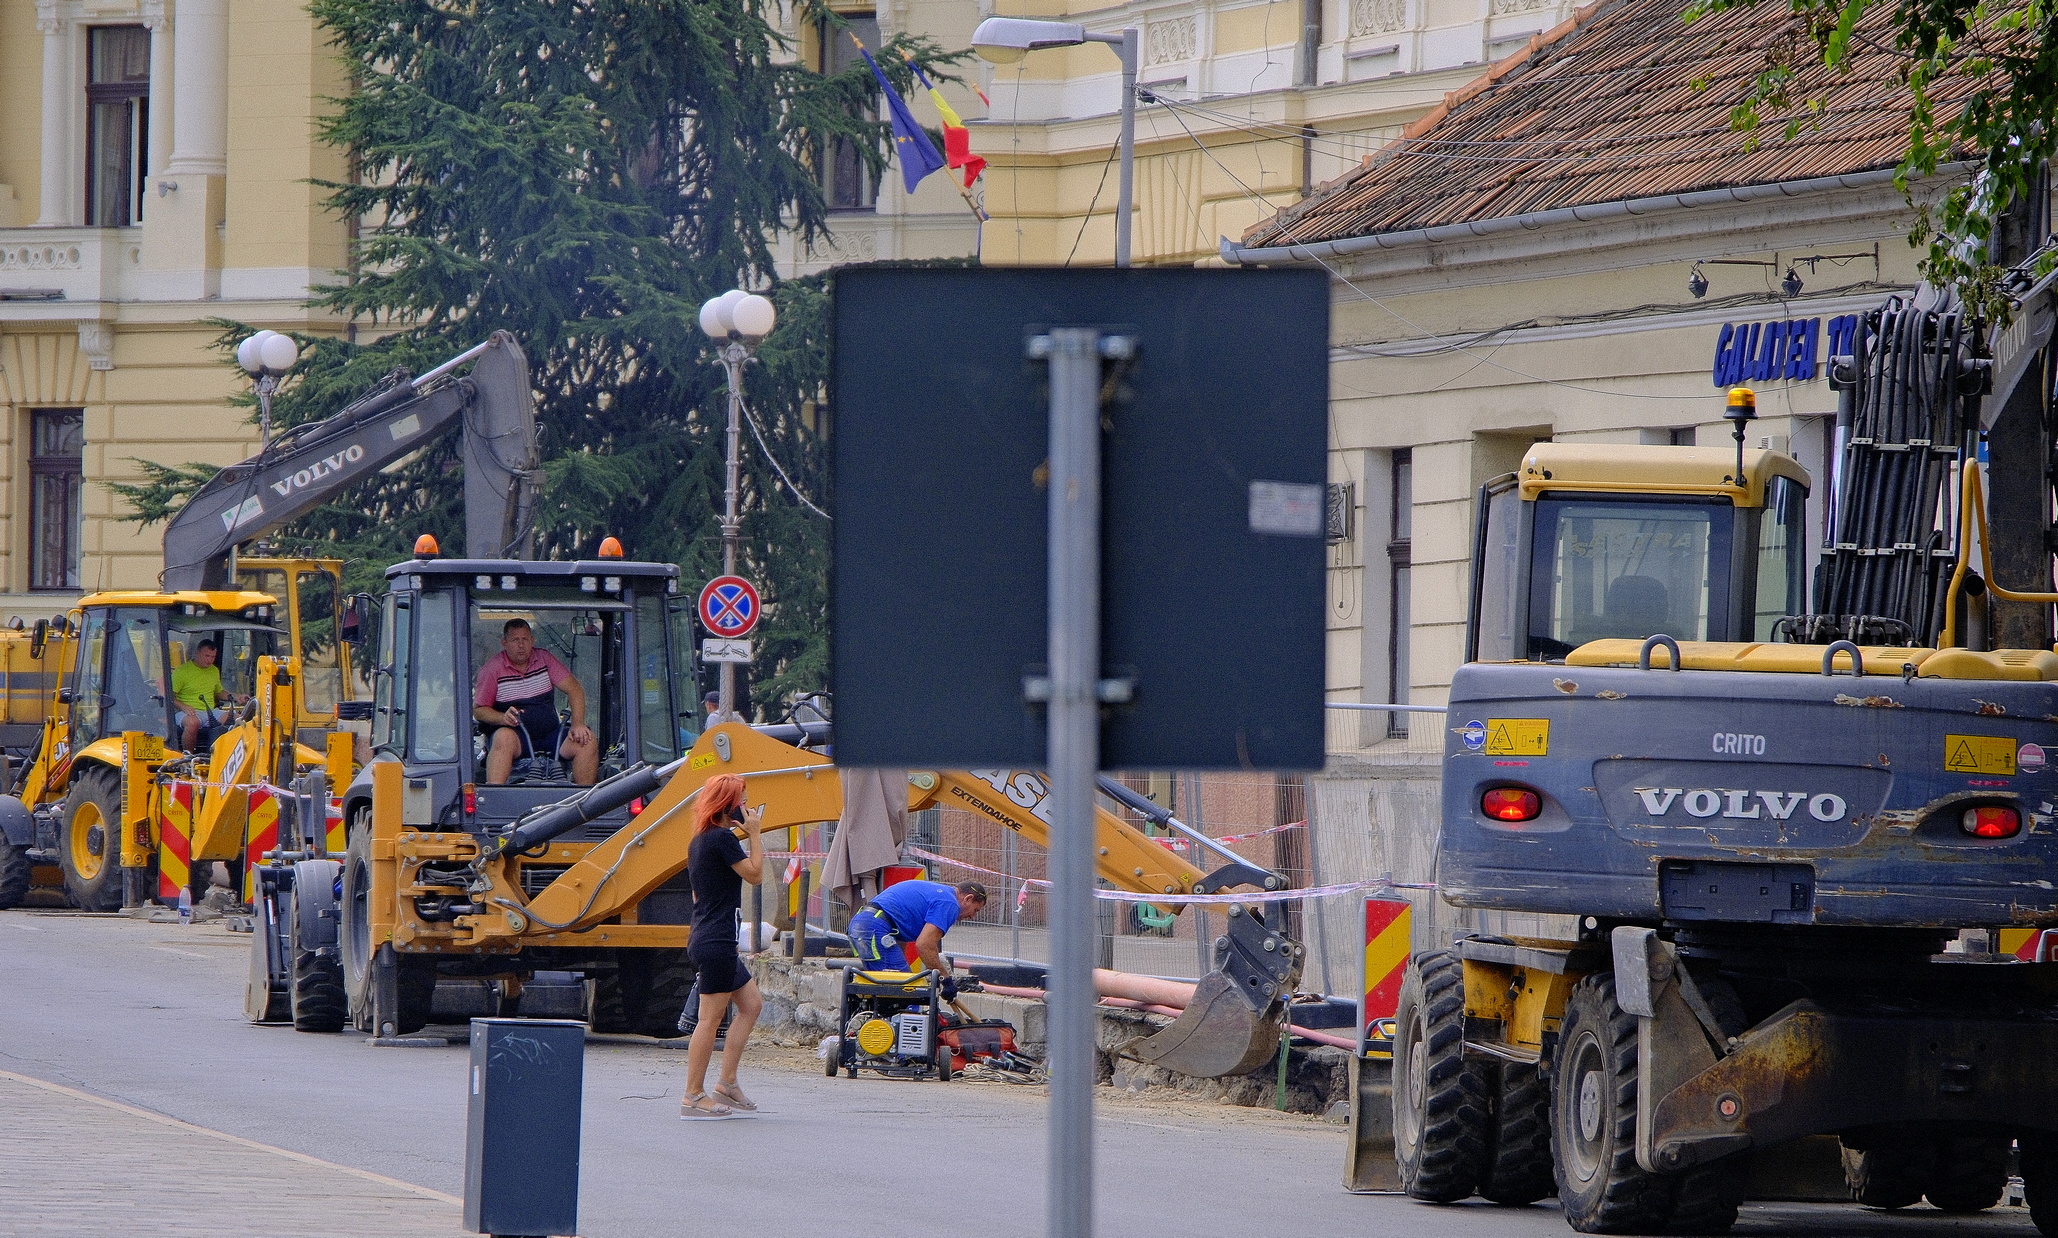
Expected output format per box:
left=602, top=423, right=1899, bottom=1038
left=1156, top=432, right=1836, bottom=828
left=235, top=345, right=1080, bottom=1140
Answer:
left=171, top=640, right=245, bottom=751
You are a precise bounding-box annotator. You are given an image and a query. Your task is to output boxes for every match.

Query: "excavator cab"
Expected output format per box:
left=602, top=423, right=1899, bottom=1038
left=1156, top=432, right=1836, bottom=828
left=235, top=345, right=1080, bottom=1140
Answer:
left=362, top=554, right=684, bottom=830
left=1467, top=443, right=1809, bottom=663
left=236, top=557, right=353, bottom=734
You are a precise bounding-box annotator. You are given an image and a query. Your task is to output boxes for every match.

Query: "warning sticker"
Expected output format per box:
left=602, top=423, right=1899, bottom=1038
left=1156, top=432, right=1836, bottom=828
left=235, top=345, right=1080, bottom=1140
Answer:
left=1485, top=719, right=1550, bottom=757
left=690, top=751, right=718, bottom=770
left=1945, top=734, right=2017, bottom=776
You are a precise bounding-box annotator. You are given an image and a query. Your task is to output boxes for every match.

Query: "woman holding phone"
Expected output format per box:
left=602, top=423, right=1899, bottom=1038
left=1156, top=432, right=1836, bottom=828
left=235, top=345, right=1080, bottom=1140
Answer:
left=680, top=772, right=766, bottom=1119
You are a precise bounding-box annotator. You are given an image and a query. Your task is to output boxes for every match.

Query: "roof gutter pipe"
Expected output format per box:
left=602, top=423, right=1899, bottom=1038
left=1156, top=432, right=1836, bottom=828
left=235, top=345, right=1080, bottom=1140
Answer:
left=1220, top=162, right=1974, bottom=266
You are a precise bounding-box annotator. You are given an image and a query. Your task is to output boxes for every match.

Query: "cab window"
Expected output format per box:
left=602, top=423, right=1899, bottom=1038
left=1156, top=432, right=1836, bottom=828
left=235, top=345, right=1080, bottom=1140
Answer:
left=1753, top=475, right=1806, bottom=640
left=1528, top=498, right=1731, bottom=658
left=106, top=609, right=169, bottom=739
left=297, top=569, right=344, bottom=715
left=636, top=594, right=678, bottom=764
left=472, top=590, right=628, bottom=776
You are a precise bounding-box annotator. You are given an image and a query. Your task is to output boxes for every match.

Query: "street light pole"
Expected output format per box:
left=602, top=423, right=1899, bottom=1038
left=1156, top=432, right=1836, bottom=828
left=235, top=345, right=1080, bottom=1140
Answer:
left=698, top=289, right=779, bottom=720
left=973, top=19, right=1140, bottom=268
left=1112, top=28, right=1137, bottom=269
left=718, top=340, right=747, bottom=715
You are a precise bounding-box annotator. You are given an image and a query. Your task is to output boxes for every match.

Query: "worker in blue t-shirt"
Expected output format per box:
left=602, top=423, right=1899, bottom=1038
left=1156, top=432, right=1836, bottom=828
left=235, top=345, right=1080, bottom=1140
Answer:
left=847, top=879, right=987, bottom=1000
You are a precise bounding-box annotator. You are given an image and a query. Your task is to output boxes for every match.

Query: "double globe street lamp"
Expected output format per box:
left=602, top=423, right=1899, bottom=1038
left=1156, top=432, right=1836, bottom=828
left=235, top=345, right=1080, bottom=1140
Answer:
left=235, top=329, right=300, bottom=451
left=697, top=290, right=778, bottom=718
left=972, top=17, right=1138, bottom=268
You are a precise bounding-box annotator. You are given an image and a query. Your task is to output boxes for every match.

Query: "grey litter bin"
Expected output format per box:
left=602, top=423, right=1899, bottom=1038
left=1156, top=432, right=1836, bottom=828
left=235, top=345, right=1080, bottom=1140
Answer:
left=464, top=1018, right=585, bottom=1238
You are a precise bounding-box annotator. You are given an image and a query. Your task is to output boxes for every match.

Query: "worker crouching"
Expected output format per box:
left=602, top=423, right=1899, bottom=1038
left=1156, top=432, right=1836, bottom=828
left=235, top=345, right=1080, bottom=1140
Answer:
left=847, top=879, right=988, bottom=1002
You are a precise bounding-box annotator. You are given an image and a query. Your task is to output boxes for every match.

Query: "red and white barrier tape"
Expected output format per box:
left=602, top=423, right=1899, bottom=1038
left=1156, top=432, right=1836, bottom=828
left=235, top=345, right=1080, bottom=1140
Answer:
left=901, top=845, right=1433, bottom=904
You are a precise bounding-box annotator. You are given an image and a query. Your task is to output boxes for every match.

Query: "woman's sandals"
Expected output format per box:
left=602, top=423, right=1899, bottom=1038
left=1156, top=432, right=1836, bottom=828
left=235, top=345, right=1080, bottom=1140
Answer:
left=711, top=1082, right=759, bottom=1115
left=679, top=1093, right=736, bottom=1121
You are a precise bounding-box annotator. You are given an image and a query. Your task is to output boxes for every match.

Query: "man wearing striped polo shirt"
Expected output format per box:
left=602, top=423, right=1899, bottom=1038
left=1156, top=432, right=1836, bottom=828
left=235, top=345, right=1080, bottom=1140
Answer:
left=472, top=618, right=598, bottom=784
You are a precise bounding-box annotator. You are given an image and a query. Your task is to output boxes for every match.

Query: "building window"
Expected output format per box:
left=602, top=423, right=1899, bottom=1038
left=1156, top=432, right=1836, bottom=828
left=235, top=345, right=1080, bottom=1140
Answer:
left=30, top=409, right=84, bottom=591
left=1387, top=449, right=1411, bottom=737
left=819, top=14, right=880, bottom=211
left=87, top=26, right=151, bottom=228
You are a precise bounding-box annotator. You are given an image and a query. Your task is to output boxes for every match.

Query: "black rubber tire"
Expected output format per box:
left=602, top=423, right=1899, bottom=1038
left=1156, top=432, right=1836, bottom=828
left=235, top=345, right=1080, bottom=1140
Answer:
left=2022, top=1135, right=2058, bottom=1236
left=1924, top=1134, right=2011, bottom=1213
left=1481, top=1060, right=1555, bottom=1205
left=0, top=833, right=30, bottom=909
left=1552, top=973, right=1679, bottom=1234
left=289, top=881, right=347, bottom=1034
left=339, top=818, right=431, bottom=1036
left=342, top=819, right=377, bottom=1034
left=634, top=950, right=695, bottom=1038
left=57, top=768, right=123, bottom=911
left=1842, top=1141, right=1928, bottom=1210
left=590, top=961, right=638, bottom=1034
left=826, top=1042, right=841, bottom=1077
left=1393, top=949, right=1490, bottom=1202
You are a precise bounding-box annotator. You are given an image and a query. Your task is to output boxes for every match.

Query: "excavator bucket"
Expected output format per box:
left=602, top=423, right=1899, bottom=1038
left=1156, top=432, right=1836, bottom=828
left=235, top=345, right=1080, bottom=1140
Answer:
left=1127, top=971, right=1288, bottom=1078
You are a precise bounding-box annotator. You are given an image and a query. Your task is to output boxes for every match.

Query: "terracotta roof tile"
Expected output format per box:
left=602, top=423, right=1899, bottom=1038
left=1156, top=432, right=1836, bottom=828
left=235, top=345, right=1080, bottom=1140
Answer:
left=1244, top=0, right=1960, bottom=248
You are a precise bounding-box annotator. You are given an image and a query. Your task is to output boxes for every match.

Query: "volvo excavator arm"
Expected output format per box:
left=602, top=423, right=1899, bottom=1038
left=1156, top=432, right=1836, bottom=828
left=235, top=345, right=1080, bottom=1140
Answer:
left=365, top=723, right=1305, bottom=1076
left=161, top=331, right=542, bottom=590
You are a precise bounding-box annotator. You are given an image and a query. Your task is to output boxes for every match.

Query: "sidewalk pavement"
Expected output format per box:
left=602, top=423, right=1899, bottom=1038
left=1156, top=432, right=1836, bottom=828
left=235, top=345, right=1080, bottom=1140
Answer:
left=0, top=1069, right=474, bottom=1238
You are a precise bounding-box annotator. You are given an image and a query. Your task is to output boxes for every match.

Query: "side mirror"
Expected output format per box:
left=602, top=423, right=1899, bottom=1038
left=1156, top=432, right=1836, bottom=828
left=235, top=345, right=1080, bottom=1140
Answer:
left=29, top=619, right=47, bottom=660
left=342, top=594, right=373, bottom=646
left=55, top=687, right=71, bottom=705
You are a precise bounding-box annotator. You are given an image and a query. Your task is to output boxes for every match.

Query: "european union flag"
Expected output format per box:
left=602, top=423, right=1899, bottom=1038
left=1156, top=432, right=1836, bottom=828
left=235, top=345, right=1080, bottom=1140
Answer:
left=858, top=44, right=946, bottom=194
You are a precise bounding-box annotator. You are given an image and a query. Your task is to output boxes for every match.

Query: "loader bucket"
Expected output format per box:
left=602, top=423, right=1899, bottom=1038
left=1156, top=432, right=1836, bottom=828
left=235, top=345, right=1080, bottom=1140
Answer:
left=1126, top=970, right=1286, bottom=1078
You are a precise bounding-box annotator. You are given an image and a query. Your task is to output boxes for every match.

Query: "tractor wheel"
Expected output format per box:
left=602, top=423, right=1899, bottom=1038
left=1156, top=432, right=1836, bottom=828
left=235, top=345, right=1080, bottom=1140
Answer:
left=57, top=768, right=123, bottom=911
left=1923, top=1134, right=2011, bottom=1213
left=289, top=862, right=347, bottom=1034
left=2022, top=1136, right=2058, bottom=1237
left=1480, top=1060, right=1555, bottom=1205
left=342, top=818, right=377, bottom=1033
left=1552, top=973, right=1682, bottom=1234
left=590, top=961, right=638, bottom=1034
left=341, top=820, right=432, bottom=1036
left=1392, top=949, right=1489, bottom=1202
left=1841, top=1140, right=1928, bottom=1210
left=635, top=950, right=695, bottom=1038
left=0, top=833, right=30, bottom=910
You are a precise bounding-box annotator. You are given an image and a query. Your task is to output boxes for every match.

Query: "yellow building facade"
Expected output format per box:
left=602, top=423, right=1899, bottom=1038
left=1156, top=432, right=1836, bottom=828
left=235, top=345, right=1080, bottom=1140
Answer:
left=0, top=0, right=347, bottom=617
left=969, top=0, right=1583, bottom=266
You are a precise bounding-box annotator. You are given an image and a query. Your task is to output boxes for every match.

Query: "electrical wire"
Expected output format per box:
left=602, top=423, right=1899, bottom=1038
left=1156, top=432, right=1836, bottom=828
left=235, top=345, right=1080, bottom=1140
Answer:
left=1152, top=94, right=1876, bottom=403
left=1065, top=142, right=1122, bottom=268
left=738, top=396, right=831, bottom=520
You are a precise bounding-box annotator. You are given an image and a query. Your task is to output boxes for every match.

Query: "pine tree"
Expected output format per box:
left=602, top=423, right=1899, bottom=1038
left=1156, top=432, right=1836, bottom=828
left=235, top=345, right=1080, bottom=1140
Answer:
left=114, top=0, right=963, bottom=716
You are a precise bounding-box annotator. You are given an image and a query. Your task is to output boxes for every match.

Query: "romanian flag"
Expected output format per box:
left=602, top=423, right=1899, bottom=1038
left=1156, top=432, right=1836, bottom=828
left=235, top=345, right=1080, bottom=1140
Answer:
left=904, top=55, right=988, bottom=189
left=856, top=40, right=946, bottom=194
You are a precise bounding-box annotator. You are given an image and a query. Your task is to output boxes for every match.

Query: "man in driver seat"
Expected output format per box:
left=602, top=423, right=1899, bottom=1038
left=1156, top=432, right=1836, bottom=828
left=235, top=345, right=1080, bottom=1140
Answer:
left=472, top=618, right=598, bottom=785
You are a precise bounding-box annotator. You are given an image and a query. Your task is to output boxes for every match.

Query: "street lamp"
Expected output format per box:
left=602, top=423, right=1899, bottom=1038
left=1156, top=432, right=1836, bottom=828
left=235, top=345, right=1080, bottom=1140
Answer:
left=235, top=329, right=299, bottom=451
left=697, top=289, right=777, bottom=719
left=974, top=17, right=1138, bottom=268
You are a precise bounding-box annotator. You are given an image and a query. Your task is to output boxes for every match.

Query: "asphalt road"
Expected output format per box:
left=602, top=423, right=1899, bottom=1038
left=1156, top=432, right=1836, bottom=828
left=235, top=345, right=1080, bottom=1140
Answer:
left=0, top=909, right=2043, bottom=1238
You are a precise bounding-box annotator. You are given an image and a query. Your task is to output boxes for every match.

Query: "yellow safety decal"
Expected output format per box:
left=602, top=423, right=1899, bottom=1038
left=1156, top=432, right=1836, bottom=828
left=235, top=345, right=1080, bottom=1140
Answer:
left=1486, top=719, right=1549, bottom=757
left=690, top=751, right=717, bottom=770
left=1945, top=734, right=2016, bottom=776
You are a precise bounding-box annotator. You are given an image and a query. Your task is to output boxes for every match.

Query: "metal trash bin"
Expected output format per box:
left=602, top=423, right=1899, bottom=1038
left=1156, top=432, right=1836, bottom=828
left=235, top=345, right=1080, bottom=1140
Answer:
left=464, top=1018, right=585, bottom=1237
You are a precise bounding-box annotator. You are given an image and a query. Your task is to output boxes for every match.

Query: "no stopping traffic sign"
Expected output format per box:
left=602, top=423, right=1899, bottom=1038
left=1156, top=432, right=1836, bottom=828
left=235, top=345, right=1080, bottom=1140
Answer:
left=698, top=575, right=761, bottom=639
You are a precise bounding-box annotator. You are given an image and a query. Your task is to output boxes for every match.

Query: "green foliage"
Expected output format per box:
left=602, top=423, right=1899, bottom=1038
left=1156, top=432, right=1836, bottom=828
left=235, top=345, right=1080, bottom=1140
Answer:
left=113, top=0, right=965, bottom=718
left=1685, top=0, right=2058, bottom=317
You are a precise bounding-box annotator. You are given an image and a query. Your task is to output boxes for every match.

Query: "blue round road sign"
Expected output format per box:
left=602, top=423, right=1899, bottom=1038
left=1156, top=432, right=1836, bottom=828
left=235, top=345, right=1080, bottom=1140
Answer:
left=698, top=576, right=760, bottom=639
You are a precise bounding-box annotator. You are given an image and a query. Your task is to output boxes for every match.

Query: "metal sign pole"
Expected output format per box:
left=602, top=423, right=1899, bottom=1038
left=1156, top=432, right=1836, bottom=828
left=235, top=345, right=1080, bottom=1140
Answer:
left=1038, top=326, right=1106, bottom=1238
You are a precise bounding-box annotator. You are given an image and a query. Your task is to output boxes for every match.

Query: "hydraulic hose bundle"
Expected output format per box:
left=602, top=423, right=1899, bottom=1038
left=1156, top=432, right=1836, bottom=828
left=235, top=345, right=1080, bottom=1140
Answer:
left=1796, top=294, right=1980, bottom=646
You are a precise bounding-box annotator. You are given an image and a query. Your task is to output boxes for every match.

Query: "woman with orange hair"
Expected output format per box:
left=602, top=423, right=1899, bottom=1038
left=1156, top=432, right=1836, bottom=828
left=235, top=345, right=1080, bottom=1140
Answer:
left=681, top=772, right=765, bottom=1119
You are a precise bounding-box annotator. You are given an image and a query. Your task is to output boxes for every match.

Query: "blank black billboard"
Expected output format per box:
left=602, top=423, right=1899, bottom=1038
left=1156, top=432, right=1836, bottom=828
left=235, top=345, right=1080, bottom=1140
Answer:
left=830, top=267, right=1329, bottom=770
